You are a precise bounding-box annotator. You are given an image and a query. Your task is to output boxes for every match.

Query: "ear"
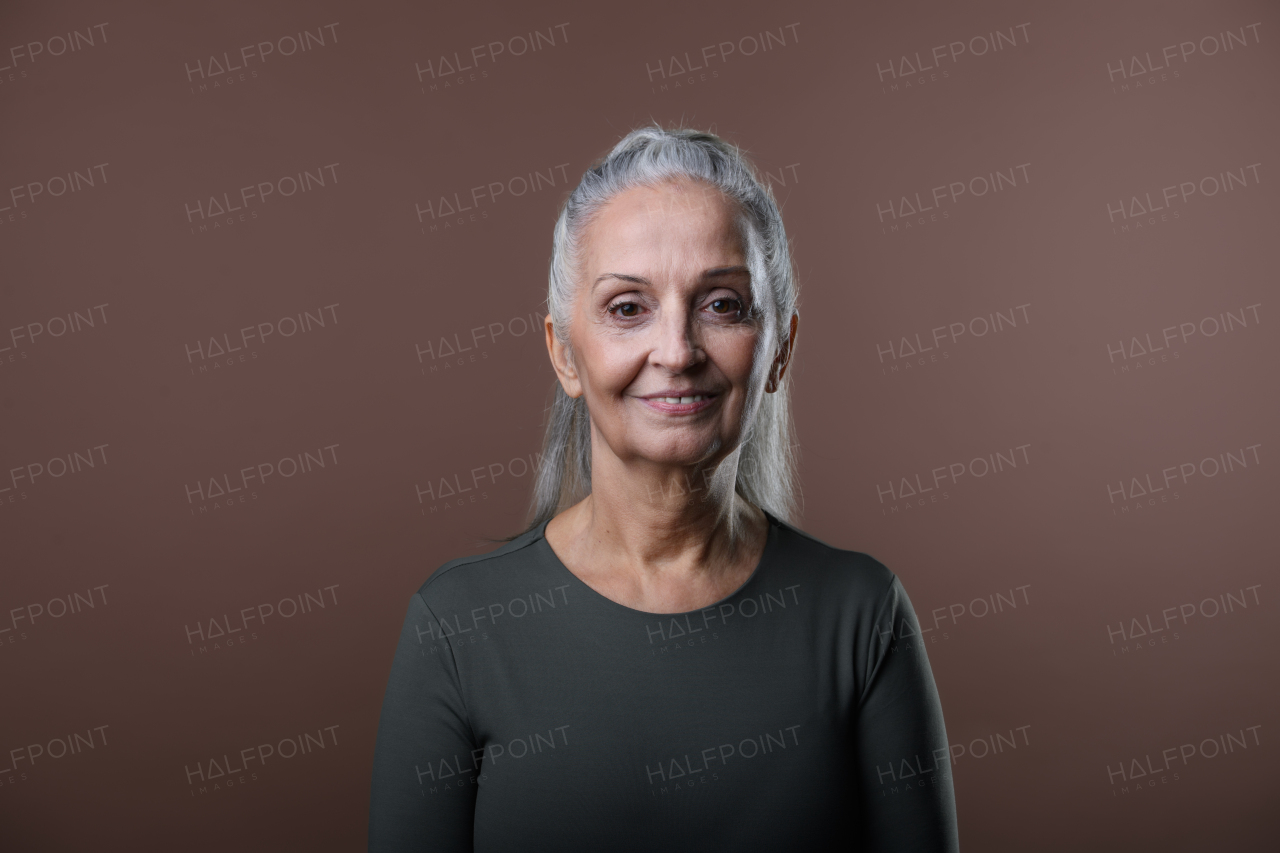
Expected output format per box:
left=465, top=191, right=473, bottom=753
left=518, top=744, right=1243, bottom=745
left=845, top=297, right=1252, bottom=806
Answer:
left=764, top=311, right=799, bottom=393
left=545, top=313, right=583, bottom=397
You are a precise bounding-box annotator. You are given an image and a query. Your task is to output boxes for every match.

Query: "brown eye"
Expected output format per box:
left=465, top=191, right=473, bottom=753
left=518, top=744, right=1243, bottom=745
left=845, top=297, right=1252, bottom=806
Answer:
left=610, top=302, right=640, bottom=317
left=710, top=298, right=740, bottom=315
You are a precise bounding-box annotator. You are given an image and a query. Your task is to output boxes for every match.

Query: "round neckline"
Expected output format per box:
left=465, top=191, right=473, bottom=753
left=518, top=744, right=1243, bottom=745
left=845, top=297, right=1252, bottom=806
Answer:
left=535, top=509, right=780, bottom=619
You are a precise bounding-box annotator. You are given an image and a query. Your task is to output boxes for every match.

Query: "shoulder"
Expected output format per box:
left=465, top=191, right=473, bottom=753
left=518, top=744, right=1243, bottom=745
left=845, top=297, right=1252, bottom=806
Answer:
left=415, top=523, right=548, bottom=603
left=769, top=514, right=899, bottom=598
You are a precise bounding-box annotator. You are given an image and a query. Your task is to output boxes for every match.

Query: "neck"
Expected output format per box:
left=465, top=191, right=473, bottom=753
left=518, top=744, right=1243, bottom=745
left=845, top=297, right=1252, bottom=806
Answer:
left=574, top=445, right=764, bottom=574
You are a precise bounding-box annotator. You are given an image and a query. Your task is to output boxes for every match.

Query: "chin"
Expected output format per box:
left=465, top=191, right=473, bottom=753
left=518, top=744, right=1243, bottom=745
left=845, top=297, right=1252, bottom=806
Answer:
left=632, top=436, right=735, bottom=467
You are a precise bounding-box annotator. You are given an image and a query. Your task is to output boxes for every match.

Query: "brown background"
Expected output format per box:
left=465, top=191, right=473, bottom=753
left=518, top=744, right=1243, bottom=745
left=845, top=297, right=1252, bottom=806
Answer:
left=1, top=0, right=1276, bottom=850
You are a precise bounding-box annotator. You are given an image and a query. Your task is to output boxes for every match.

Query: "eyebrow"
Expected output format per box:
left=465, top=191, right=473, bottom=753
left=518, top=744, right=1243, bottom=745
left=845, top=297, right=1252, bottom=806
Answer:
left=591, top=266, right=750, bottom=292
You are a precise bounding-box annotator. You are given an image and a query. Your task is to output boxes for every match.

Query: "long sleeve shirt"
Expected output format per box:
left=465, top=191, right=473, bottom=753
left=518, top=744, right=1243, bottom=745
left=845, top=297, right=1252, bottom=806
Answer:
left=369, top=510, right=959, bottom=851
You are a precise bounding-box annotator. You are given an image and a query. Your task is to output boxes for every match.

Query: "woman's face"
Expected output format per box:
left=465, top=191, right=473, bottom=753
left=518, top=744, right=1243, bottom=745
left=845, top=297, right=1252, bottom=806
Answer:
left=550, top=178, right=770, bottom=472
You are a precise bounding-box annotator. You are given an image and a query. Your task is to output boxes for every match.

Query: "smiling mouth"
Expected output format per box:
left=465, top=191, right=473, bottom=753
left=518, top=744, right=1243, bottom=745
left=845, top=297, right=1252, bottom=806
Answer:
left=653, top=395, right=711, bottom=404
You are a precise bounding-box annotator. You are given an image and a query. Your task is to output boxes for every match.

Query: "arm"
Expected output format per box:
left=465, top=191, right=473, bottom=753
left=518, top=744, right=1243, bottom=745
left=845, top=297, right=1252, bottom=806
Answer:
left=855, top=575, right=960, bottom=852
left=369, top=592, right=478, bottom=852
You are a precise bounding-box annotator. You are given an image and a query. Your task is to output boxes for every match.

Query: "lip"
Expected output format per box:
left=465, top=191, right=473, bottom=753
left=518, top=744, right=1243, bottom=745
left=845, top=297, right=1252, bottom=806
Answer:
left=637, top=390, right=719, bottom=415
left=641, top=389, right=718, bottom=399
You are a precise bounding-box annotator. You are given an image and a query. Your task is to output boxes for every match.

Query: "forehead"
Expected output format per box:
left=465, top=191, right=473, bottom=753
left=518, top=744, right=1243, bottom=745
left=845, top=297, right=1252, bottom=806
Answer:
left=581, top=180, right=745, bottom=271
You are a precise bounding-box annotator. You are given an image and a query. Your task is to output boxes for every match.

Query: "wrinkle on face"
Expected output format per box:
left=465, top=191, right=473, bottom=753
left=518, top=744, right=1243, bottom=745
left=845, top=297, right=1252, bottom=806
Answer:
left=564, top=178, right=761, bottom=470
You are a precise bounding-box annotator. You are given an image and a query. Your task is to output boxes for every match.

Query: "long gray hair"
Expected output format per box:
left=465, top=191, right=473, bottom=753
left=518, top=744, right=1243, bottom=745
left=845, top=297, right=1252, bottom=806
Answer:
left=506, top=125, right=800, bottom=541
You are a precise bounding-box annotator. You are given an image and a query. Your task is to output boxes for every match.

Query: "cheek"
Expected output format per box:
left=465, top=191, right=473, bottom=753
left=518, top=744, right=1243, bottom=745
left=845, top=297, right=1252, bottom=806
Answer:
left=580, top=337, right=644, bottom=391
left=714, top=331, right=759, bottom=380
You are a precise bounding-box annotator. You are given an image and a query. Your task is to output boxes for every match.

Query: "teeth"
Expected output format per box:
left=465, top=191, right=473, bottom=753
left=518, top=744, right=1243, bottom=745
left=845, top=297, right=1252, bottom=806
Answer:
left=659, top=395, right=705, bottom=403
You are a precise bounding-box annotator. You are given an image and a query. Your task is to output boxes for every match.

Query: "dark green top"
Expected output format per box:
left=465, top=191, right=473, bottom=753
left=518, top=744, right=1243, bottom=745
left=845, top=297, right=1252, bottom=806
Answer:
left=369, top=511, right=959, bottom=851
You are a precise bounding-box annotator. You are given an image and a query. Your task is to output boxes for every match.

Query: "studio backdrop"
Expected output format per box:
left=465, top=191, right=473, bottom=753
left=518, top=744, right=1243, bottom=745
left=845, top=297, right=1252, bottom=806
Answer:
left=1, top=0, right=1276, bottom=849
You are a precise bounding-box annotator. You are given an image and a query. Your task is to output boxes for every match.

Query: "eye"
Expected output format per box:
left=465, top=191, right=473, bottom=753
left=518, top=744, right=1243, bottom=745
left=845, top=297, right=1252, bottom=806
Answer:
left=607, top=301, right=642, bottom=317
left=708, top=298, right=743, bottom=316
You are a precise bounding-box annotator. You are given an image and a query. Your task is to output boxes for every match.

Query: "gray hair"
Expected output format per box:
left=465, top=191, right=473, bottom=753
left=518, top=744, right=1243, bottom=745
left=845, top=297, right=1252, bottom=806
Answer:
left=506, top=126, right=799, bottom=540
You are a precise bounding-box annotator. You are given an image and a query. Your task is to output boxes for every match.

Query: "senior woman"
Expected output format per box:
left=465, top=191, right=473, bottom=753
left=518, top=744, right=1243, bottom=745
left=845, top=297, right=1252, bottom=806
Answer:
left=369, top=127, right=959, bottom=851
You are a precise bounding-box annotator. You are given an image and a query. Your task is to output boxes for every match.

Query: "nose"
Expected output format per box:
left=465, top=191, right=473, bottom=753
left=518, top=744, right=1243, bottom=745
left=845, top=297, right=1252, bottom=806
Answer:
left=649, top=304, right=705, bottom=373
